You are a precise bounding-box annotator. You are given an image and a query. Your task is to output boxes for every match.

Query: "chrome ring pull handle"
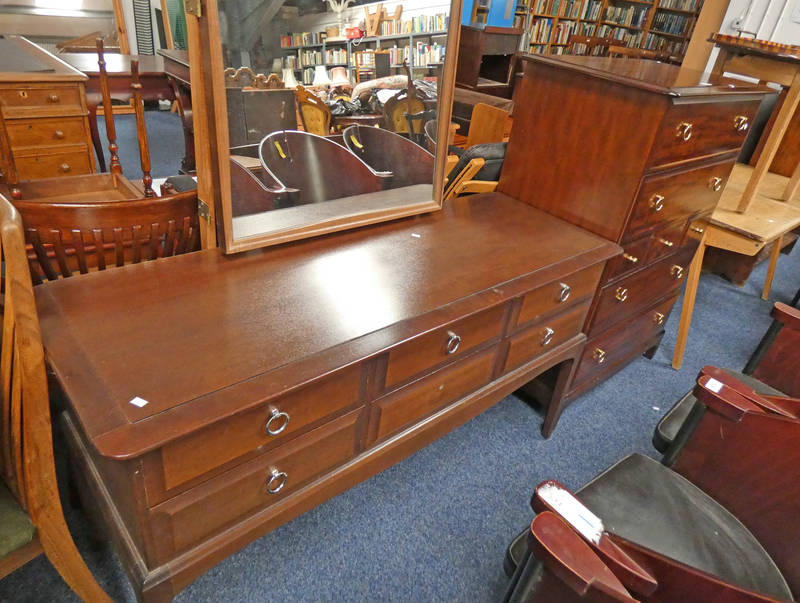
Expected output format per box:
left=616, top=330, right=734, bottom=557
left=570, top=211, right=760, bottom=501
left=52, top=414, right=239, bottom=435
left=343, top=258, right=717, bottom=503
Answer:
left=676, top=122, right=693, bottom=141
left=653, top=312, right=665, bottom=326
left=541, top=327, right=554, bottom=347
left=265, top=408, right=290, bottom=436
left=671, top=265, right=685, bottom=279
left=733, top=115, right=749, bottom=132
left=266, top=469, right=288, bottom=494
left=445, top=331, right=461, bottom=355
left=558, top=282, right=571, bottom=303
left=709, top=177, right=723, bottom=192
left=615, top=287, right=628, bottom=302
left=649, top=194, right=665, bottom=212
left=593, top=348, right=606, bottom=364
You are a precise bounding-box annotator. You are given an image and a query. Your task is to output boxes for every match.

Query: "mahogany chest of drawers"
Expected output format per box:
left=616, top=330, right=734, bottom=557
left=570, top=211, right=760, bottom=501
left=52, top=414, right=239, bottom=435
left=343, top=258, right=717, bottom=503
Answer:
left=0, top=37, right=95, bottom=182
left=499, top=55, right=771, bottom=433
left=37, top=194, right=618, bottom=601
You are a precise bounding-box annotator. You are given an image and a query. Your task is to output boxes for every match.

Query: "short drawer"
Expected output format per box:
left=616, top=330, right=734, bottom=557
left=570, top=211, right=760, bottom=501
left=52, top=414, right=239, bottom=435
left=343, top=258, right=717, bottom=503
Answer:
left=647, top=99, right=761, bottom=168
left=6, top=116, right=87, bottom=148
left=647, top=219, right=688, bottom=264
left=0, top=85, right=83, bottom=114
left=371, top=347, right=496, bottom=443
left=14, top=145, right=92, bottom=179
left=686, top=213, right=711, bottom=242
left=153, top=408, right=362, bottom=555
left=573, top=294, right=679, bottom=388
left=505, top=303, right=590, bottom=372
left=516, top=264, right=603, bottom=328
left=588, top=246, right=693, bottom=336
left=626, top=157, right=735, bottom=238
left=159, top=364, right=362, bottom=492
left=385, top=304, right=506, bottom=388
left=602, top=235, right=650, bottom=283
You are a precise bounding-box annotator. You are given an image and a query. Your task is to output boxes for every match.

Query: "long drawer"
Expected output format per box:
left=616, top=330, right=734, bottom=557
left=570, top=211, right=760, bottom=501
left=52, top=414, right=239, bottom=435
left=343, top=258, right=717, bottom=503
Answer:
left=14, top=144, right=92, bottom=180
left=152, top=408, right=363, bottom=556
left=0, top=84, right=84, bottom=118
left=515, top=264, right=602, bottom=328
left=505, top=303, right=590, bottom=372
left=588, top=246, right=693, bottom=337
left=5, top=116, right=87, bottom=148
left=647, top=99, right=761, bottom=168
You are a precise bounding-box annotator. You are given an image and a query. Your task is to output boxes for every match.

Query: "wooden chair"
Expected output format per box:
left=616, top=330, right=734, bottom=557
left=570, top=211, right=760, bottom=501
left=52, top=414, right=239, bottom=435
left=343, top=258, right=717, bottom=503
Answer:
left=0, top=193, right=111, bottom=601
left=294, top=85, right=332, bottom=136
left=566, top=35, right=611, bottom=57
left=608, top=45, right=663, bottom=60
left=15, top=191, right=201, bottom=284
left=505, top=370, right=800, bottom=602
left=443, top=143, right=507, bottom=201
left=342, top=125, right=434, bottom=188
left=383, top=66, right=427, bottom=139
left=464, top=102, right=510, bottom=148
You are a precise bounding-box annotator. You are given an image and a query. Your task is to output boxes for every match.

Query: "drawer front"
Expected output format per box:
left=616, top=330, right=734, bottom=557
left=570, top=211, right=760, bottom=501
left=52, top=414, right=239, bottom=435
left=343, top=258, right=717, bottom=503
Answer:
left=160, top=364, right=362, bottom=492
left=155, top=408, right=362, bottom=554
left=516, top=264, right=603, bottom=328
left=385, top=304, right=506, bottom=388
left=372, top=348, right=496, bottom=443
left=14, top=146, right=92, bottom=179
left=505, top=303, right=590, bottom=372
left=646, top=219, right=688, bottom=264
left=6, top=116, right=87, bottom=148
left=627, top=157, right=735, bottom=238
left=602, top=235, right=651, bottom=283
left=647, top=99, right=761, bottom=168
left=0, top=85, right=83, bottom=115
left=589, top=247, right=693, bottom=336
left=573, top=295, right=679, bottom=388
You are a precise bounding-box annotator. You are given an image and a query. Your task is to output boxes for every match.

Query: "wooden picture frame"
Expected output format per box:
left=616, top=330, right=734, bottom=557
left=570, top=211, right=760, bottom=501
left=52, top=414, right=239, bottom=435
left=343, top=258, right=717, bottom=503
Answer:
left=185, top=0, right=462, bottom=253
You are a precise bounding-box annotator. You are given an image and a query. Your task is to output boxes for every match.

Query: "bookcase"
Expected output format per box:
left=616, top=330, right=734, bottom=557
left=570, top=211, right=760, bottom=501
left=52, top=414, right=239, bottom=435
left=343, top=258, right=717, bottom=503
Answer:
left=280, top=14, right=448, bottom=84
left=525, top=0, right=701, bottom=61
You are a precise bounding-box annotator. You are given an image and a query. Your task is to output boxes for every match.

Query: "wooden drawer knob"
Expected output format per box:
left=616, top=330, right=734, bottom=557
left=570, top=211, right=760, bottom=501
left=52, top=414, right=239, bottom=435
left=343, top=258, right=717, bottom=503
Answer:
left=615, top=287, right=628, bottom=302
left=54, top=129, right=65, bottom=139
left=592, top=348, right=606, bottom=364
left=558, top=282, right=571, bottom=303
left=653, top=312, right=665, bottom=326
left=264, top=408, right=290, bottom=436
left=445, top=331, right=461, bottom=355
left=676, top=122, right=693, bottom=141
left=733, top=115, right=749, bottom=132
left=671, top=265, right=685, bottom=279
left=541, top=327, right=554, bottom=347
left=60, top=163, right=71, bottom=173
left=649, top=194, right=665, bottom=212
left=266, top=468, right=287, bottom=494
left=709, top=177, right=723, bottom=192
left=658, top=237, right=674, bottom=248
left=48, top=93, right=60, bottom=103
left=622, top=253, right=638, bottom=264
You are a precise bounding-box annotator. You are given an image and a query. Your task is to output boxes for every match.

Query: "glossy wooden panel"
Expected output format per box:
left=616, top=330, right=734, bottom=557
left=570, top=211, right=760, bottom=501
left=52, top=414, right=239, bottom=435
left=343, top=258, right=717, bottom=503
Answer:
left=385, top=304, right=506, bottom=388
left=0, top=85, right=83, bottom=117
left=646, top=219, right=688, bottom=264
left=13, top=146, right=92, bottom=180
left=516, top=265, right=602, bottom=328
left=370, top=348, right=496, bottom=443
left=626, top=156, right=736, bottom=239
left=159, top=364, right=362, bottom=494
left=647, top=99, right=761, bottom=168
left=5, top=116, right=86, bottom=148
left=601, top=235, right=651, bottom=284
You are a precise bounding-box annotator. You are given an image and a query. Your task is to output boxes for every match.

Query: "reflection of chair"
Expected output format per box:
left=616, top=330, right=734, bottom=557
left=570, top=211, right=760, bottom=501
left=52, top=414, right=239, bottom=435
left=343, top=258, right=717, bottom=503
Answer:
left=259, top=130, right=385, bottom=204
left=294, top=85, right=332, bottom=136
left=0, top=194, right=111, bottom=602
left=505, top=370, right=800, bottom=602
left=465, top=102, right=509, bottom=148
left=383, top=66, right=426, bottom=139
left=343, top=125, right=434, bottom=188
left=17, top=192, right=201, bottom=284
left=424, top=120, right=438, bottom=154
left=566, top=34, right=611, bottom=56
left=444, top=143, right=506, bottom=201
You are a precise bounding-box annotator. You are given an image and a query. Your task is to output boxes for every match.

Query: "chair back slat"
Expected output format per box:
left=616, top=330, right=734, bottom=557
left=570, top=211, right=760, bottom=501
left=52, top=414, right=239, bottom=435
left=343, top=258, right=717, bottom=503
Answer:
left=51, top=231, right=73, bottom=278
left=71, top=230, right=89, bottom=274
left=92, top=229, right=106, bottom=270
left=28, top=230, right=58, bottom=282
left=113, top=227, right=125, bottom=266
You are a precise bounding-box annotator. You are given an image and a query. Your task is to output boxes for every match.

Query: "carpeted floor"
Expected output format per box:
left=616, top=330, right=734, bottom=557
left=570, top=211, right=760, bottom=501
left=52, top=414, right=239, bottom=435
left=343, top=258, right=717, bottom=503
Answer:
left=1, top=112, right=797, bottom=601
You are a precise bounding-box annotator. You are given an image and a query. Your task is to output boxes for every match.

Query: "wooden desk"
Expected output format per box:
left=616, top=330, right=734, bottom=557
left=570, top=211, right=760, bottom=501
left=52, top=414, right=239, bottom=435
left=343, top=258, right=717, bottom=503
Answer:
left=39, top=193, right=617, bottom=601
left=158, top=49, right=194, bottom=173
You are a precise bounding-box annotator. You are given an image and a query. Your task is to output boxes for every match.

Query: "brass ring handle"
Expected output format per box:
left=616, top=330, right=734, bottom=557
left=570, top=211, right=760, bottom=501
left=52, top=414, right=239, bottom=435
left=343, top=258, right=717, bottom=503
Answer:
left=671, top=265, right=685, bottom=279
left=445, top=331, right=461, bottom=355
left=558, top=282, right=571, bottom=303
left=622, top=253, right=638, bottom=264
left=658, top=238, right=674, bottom=248
left=266, top=469, right=288, bottom=494
left=265, top=408, right=290, bottom=436
left=653, top=312, right=665, bottom=326
left=709, top=177, right=723, bottom=192
left=676, top=122, right=693, bottom=141
left=54, top=130, right=64, bottom=139
left=593, top=348, right=606, bottom=364
left=541, top=327, right=554, bottom=347
left=615, top=287, right=628, bottom=302
left=690, top=225, right=705, bottom=234
left=649, top=194, right=665, bottom=212
left=60, top=163, right=70, bottom=173
left=48, top=93, right=60, bottom=103
left=733, top=115, right=749, bottom=132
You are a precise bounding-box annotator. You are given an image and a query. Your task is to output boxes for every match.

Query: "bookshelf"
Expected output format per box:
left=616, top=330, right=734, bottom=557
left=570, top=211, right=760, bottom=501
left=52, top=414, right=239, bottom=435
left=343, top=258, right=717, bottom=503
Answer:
left=524, top=0, right=701, bottom=61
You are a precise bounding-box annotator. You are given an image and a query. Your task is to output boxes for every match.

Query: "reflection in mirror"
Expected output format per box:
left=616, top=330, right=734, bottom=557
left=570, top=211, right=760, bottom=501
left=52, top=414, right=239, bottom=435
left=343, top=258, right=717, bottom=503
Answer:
left=214, top=0, right=453, bottom=244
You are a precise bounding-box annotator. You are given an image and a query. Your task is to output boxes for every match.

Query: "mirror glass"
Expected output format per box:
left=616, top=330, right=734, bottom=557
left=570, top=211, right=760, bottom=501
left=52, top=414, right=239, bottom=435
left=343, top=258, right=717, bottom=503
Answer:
left=214, top=0, right=454, bottom=247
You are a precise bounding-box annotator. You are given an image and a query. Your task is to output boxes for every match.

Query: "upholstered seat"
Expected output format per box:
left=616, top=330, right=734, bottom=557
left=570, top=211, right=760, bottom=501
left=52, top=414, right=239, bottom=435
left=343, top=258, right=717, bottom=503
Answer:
left=0, top=483, right=35, bottom=559
left=446, top=142, right=506, bottom=183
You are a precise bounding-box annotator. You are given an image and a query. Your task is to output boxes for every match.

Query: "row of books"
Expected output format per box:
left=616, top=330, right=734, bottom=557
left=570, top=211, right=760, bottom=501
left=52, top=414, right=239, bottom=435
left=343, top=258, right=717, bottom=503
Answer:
left=651, top=12, right=689, bottom=34
left=657, top=0, right=698, bottom=11
left=595, top=24, right=643, bottom=46
left=532, top=0, right=580, bottom=19
left=582, top=1, right=602, bottom=21
left=285, top=50, right=322, bottom=68
left=561, top=0, right=583, bottom=19
left=529, top=17, right=554, bottom=43
left=280, top=32, right=322, bottom=48
left=378, top=14, right=449, bottom=35
left=386, top=45, right=409, bottom=66
left=604, top=5, right=648, bottom=27
left=325, top=48, right=348, bottom=64
left=642, top=33, right=687, bottom=53
left=414, top=41, right=445, bottom=66
left=553, top=19, right=580, bottom=43
left=299, top=67, right=316, bottom=85
left=533, top=0, right=561, bottom=15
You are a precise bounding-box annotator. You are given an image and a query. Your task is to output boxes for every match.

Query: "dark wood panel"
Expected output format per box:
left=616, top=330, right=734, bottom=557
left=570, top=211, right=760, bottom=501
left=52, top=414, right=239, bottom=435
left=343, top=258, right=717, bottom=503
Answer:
left=516, top=264, right=602, bottom=329
left=646, top=219, right=688, bottom=264
left=601, top=235, right=652, bottom=284
left=13, top=146, right=93, bottom=180
left=5, top=116, right=87, bottom=148
left=505, top=303, right=590, bottom=372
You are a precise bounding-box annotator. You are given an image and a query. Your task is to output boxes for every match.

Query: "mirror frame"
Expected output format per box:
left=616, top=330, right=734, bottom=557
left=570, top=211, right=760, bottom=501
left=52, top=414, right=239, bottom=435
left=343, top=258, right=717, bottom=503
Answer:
left=186, top=0, right=463, bottom=254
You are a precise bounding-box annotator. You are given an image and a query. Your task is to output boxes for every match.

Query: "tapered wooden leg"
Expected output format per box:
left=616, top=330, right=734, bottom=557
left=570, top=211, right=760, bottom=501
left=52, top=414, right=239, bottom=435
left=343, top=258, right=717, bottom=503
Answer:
left=672, top=235, right=707, bottom=370
left=541, top=357, right=577, bottom=438
left=762, top=234, right=783, bottom=301
left=783, top=158, right=800, bottom=202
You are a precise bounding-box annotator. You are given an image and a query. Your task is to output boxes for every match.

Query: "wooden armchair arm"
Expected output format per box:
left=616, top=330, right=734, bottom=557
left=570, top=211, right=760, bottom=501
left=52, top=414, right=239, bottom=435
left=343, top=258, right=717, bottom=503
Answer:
left=772, top=302, right=800, bottom=330
left=443, top=157, right=485, bottom=201
left=697, top=366, right=799, bottom=419
left=452, top=180, right=498, bottom=198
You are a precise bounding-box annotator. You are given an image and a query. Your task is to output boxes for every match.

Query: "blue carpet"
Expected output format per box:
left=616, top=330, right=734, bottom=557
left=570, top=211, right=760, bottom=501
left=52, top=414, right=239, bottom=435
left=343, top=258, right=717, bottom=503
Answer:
left=2, top=111, right=798, bottom=601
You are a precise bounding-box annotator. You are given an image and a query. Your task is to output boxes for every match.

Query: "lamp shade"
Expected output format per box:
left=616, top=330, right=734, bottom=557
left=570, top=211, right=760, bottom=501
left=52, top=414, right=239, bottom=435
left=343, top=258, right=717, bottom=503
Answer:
left=282, top=67, right=299, bottom=88
left=312, top=65, right=331, bottom=87
left=329, top=66, right=350, bottom=87
left=271, top=58, right=283, bottom=74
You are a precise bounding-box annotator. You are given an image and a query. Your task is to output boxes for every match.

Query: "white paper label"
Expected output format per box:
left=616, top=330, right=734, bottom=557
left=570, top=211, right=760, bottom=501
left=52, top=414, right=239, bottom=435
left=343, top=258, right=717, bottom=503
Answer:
left=129, top=396, right=149, bottom=408
left=538, top=483, right=604, bottom=545
left=705, top=377, right=723, bottom=393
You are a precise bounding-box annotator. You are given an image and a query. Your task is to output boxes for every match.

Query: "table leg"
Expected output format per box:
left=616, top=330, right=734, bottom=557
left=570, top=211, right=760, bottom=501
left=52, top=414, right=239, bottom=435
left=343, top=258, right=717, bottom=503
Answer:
left=167, top=77, right=195, bottom=173
left=737, top=71, right=800, bottom=212
left=541, top=355, right=579, bottom=438
left=762, top=234, right=783, bottom=300
left=87, top=106, right=106, bottom=173
left=672, top=233, right=708, bottom=370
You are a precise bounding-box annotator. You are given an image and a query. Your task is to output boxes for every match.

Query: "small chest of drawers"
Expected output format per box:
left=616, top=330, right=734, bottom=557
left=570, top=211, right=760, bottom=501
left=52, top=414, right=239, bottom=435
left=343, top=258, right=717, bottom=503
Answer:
left=0, top=37, right=95, bottom=183
left=499, top=55, right=771, bottom=431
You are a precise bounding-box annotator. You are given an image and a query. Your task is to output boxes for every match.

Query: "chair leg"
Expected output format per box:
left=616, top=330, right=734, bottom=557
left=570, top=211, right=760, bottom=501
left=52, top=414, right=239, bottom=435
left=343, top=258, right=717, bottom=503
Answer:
left=672, top=236, right=707, bottom=370
left=761, top=234, right=783, bottom=301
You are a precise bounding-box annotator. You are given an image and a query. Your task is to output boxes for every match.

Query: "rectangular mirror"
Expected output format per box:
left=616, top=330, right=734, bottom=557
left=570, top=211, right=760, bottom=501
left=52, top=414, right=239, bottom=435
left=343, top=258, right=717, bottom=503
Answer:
left=191, top=0, right=460, bottom=252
